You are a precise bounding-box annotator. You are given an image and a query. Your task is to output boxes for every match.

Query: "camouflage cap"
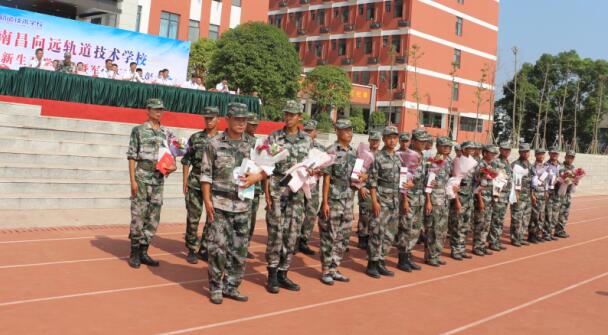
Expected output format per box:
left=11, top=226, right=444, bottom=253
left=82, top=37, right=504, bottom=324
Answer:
left=383, top=125, right=399, bottom=136
left=226, top=102, right=249, bottom=117
left=202, top=106, right=219, bottom=117
left=146, top=98, right=165, bottom=109
left=282, top=100, right=304, bottom=114
left=399, top=132, right=411, bottom=142
left=436, top=136, right=453, bottom=146
left=519, top=143, right=531, bottom=151
left=549, top=146, right=559, bottom=153
left=334, top=119, right=353, bottom=130
left=247, top=113, right=260, bottom=125
left=411, top=130, right=429, bottom=141
left=499, top=141, right=512, bottom=150
left=535, top=148, right=547, bottom=154
left=454, top=144, right=461, bottom=151
left=303, top=119, right=318, bottom=130
left=566, top=150, right=576, bottom=157
left=369, top=131, right=381, bottom=141
left=473, top=142, right=483, bottom=149
left=461, top=141, right=475, bottom=149
left=482, top=144, right=499, bottom=154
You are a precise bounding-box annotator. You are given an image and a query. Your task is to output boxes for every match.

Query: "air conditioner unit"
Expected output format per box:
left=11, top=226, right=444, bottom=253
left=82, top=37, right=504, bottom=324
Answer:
left=297, top=29, right=306, bottom=35
left=344, top=23, right=354, bottom=32
left=279, top=1, right=287, bottom=7
left=396, top=56, right=406, bottom=64
left=320, top=27, right=330, bottom=34
left=398, top=19, right=410, bottom=27
left=341, top=58, right=353, bottom=65
left=317, top=59, right=328, bottom=65
left=368, top=57, right=379, bottom=65
left=300, top=0, right=310, bottom=4
left=370, top=22, right=381, bottom=29
left=393, top=91, right=405, bottom=100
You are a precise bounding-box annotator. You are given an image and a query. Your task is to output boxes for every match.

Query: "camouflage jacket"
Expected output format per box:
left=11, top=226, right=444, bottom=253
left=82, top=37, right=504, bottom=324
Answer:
left=181, top=129, right=213, bottom=190
left=408, top=152, right=427, bottom=207
left=126, top=121, right=174, bottom=185
left=474, top=159, right=498, bottom=198
left=512, top=159, right=534, bottom=197
left=496, top=156, right=512, bottom=198
left=557, top=162, right=576, bottom=195
left=369, top=148, right=401, bottom=210
left=200, top=131, right=254, bottom=213
left=268, top=127, right=312, bottom=177
left=323, top=142, right=357, bottom=200
left=544, top=160, right=561, bottom=196
left=426, top=155, right=452, bottom=205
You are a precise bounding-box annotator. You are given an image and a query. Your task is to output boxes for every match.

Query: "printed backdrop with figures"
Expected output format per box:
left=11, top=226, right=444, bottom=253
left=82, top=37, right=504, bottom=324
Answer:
left=0, top=5, right=191, bottom=83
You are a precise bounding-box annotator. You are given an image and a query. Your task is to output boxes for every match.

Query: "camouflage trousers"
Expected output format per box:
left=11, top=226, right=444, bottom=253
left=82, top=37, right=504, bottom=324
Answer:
left=425, top=199, right=449, bottom=261
left=265, top=178, right=305, bottom=271
left=368, top=203, right=399, bottom=262
left=489, top=196, right=509, bottom=247
left=510, top=196, right=531, bottom=242
left=300, top=185, right=320, bottom=243
left=207, top=209, right=250, bottom=293
left=247, top=195, right=260, bottom=245
left=545, top=193, right=561, bottom=237
left=184, top=186, right=204, bottom=251
left=473, top=195, right=494, bottom=252
left=556, top=193, right=572, bottom=234
left=319, top=198, right=354, bottom=274
left=530, top=192, right=547, bottom=239
left=450, top=193, right=474, bottom=255
left=129, top=180, right=163, bottom=247
left=357, top=194, right=372, bottom=237
left=397, top=195, right=425, bottom=254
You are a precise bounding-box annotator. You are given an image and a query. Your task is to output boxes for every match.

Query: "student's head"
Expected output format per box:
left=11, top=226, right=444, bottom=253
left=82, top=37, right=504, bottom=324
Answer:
left=226, top=103, right=249, bottom=134
left=303, top=120, right=318, bottom=140
left=334, top=119, right=353, bottom=144
left=281, top=100, right=303, bottom=128
left=382, top=126, right=399, bottom=150
left=368, top=132, right=381, bottom=151
left=146, top=99, right=165, bottom=123
left=534, top=149, right=546, bottom=162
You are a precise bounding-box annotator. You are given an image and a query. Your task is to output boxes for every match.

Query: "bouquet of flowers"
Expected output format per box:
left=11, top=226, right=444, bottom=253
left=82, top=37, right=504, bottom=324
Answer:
left=558, top=168, right=586, bottom=195
left=250, top=138, right=289, bottom=176
left=156, top=146, right=176, bottom=176
left=282, top=148, right=336, bottom=199
left=398, top=149, right=421, bottom=194
left=352, top=143, right=375, bottom=188
left=233, top=158, right=258, bottom=200
left=446, top=155, right=478, bottom=199
left=531, top=165, right=549, bottom=190
left=425, top=155, right=447, bottom=193
left=167, top=135, right=189, bottom=157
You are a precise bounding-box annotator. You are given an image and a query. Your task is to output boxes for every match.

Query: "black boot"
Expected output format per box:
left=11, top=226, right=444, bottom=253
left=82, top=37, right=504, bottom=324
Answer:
left=378, top=260, right=395, bottom=276
left=128, top=245, right=141, bottom=269
left=186, top=249, right=198, bottom=264
left=396, top=252, right=412, bottom=272
left=277, top=270, right=300, bottom=291
left=198, top=248, right=208, bottom=262
left=406, top=252, right=421, bottom=270
left=366, top=260, right=381, bottom=278
left=266, top=267, right=280, bottom=294
left=358, top=236, right=369, bottom=250
left=298, top=239, right=316, bottom=256
left=139, top=245, right=159, bottom=267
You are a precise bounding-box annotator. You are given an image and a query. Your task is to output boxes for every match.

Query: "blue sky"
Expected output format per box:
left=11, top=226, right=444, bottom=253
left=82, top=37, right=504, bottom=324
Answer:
left=496, top=0, right=608, bottom=96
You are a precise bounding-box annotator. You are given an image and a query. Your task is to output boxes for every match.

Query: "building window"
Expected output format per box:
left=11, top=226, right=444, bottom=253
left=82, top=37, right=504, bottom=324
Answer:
left=232, top=0, right=241, bottom=6
left=395, top=0, right=404, bottom=17
left=391, top=71, right=399, bottom=89
left=358, top=4, right=364, bottom=15
left=159, top=11, right=179, bottom=39
left=274, top=14, right=283, bottom=28
left=453, top=49, right=461, bottom=68
left=188, top=20, right=200, bottom=42
left=334, top=8, right=340, bottom=18
left=361, top=71, right=370, bottom=85
left=356, top=38, right=361, bottom=49
left=318, top=9, right=325, bottom=25
left=366, top=4, right=375, bottom=20
left=295, top=12, right=303, bottom=29
left=452, top=82, right=460, bottom=101
left=380, top=71, right=386, bottom=82
left=353, top=72, right=360, bottom=83
left=391, top=36, right=401, bottom=53
left=383, top=36, right=389, bottom=47
left=385, top=1, right=391, bottom=12
left=380, top=107, right=401, bottom=125
left=364, top=37, right=373, bottom=54
left=338, top=39, right=347, bottom=56
left=135, top=5, right=142, bottom=32
left=460, top=117, right=483, bottom=132
left=311, top=11, right=316, bottom=20
left=315, top=41, right=323, bottom=58
left=208, top=24, right=220, bottom=40
left=456, top=16, right=463, bottom=36
left=422, top=111, right=444, bottom=128
left=342, top=7, right=350, bottom=23
left=294, top=42, right=300, bottom=53
left=331, top=39, right=337, bottom=50
left=308, top=41, right=313, bottom=51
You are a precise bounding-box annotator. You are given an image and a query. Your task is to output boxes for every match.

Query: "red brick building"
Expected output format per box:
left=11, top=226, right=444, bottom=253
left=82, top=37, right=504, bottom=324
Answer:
left=269, top=0, right=499, bottom=142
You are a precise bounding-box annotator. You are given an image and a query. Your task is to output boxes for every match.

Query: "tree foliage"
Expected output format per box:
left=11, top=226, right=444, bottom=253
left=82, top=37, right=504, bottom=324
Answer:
left=188, top=38, right=217, bottom=79
left=303, top=65, right=352, bottom=117
left=349, top=106, right=366, bottom=133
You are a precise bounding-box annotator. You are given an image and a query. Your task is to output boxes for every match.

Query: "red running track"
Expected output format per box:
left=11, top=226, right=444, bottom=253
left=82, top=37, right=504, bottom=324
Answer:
left=0, top=195, right=607, bottom=334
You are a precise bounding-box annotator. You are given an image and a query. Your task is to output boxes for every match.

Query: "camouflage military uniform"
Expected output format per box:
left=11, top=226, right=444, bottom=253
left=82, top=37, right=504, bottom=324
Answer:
left=357, top=132, right=381, bottom=242
left=556, top=160, right=576, bottom=236
left=489, top=149, right=512, bottom=249
left=544, top=155, right=561, bottom=240
left=450, top=142, right=476, bottom=257
left=301, top=139, right=325, bottom=244
left=531, top=156, right=548, bottom=241
left=244, top=131, right=263, bottom=246
left=200, top=113, right=254, bottom=295
left=319, top=139, right=357, bottom=276
left=510, top=157, right=534, bottom=243
left=472, top=147, right=498, bottom=254
left=127, top=121, right=173, bottom=247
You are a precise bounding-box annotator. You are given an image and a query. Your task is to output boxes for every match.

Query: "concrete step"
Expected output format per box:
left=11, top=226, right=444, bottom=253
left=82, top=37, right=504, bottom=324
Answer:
left=0, top=162, right=184, bottom=180
left=0, top=137, right=128, bottom=157
left=0, top=124, right=130, bottom=145
left=0, top=150, right=126, bottom=168
left=0, top=192, right=185, bottom=209
left=0, top=102, right=41, bottom=116
left=0, top=178, right=183, bottom=194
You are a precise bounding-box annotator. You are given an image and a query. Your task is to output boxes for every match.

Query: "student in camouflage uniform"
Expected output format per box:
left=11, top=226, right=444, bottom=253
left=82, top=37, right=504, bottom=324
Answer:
left=298, top=119, right=324, bottom=256
left=555, top=150, right=577, bottom=238
left=245, top=113, right=262, bottom=259
left=472, top=145, right=499, bottom=256
left=126, top=99, right=176, bottom=269
left=530, top=148, right=548, bottom=243
left=398, top=132, right=411, bottom=151
left=450, top=141, right=476, bottom=260
left=200, top=103, right=266, bottom=304
left=264, top=100, right=313, bottom=293
left=489, top=142, right=512, bottom=251
left=423, top=136, right=453, bottom=266
left=319, top=119, right=361, bottom=285
left=510, top=143, right=535, bottom=246
left=182, top=107, right=219, bottom=264
left=396, top=130, right=429, bottom=272
left=357, top=131, right=381, bottom=249
left=366, top=126, right=401, bottom=278
left=454, top=144, right=462, bottom=158
left=543, top=147, right=561, bottom=241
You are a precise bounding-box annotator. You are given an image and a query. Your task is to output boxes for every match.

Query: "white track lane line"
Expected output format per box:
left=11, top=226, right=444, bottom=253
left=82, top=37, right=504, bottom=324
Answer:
left=156, top=235, right=608, bottom=335
left=440, top=271, right=608, bottom=335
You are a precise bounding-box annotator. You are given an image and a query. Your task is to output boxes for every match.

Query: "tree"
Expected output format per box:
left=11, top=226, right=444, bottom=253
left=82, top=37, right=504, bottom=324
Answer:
left=188, top=38, right=217, bottom=79
left=349, top=106, right=366, bottom=133
left=408, top=44, right=424, bottom=126
left=303, top=65, right=352, bottom=118
left=370, top=111, right=386, bottom=129
left=207, top=22, right=301, bottom=112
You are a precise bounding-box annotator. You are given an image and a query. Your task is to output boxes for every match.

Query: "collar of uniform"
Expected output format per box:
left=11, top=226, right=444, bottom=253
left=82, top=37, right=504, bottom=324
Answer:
left=333, top=141, right=353, bottom=152
left=144, top=121, right=164, bottom=131
left=218, top=130, right=244, bottom=142
left=279, top=127, right=306, bottom=140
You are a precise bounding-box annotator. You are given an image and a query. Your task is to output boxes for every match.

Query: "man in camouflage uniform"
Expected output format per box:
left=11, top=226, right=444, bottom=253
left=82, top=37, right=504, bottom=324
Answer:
left=245, top=113, right=262, bottom=259
left=454, top=144, right=462, bottom=158
left=472, top=145, right=499, bottom=256
left=472, top=142, right=482, bottom=162
left=398, top=132, right=411, bottom=152
left=182, top=107, right=219, bottom=264
left=450, top=141, right=476, bottom=260
left=200, top=103, right=265, bottom=304
left=423, top=136, right=453, bottom=266
left=357, top=131, right=381, bottom=249
left=396, top=130, right=429, bottom=272
left=543, top=147, right=561, bottom=241
left=298, top=119, right=325, bottom=256
left=126, top=98, right=176, bottom=269
left=489, top=142, right=512, bottom=251
left=366, top=126, right=401, bottom=278
left=264, top=100, right=313, bottom=293
left=555, top=150, right=577, bottom=238
left=530, top=148, right=548, bottom=243
left=319, top=119, right=360, bottom=285
left=510, top=143, right=535, bottom=246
